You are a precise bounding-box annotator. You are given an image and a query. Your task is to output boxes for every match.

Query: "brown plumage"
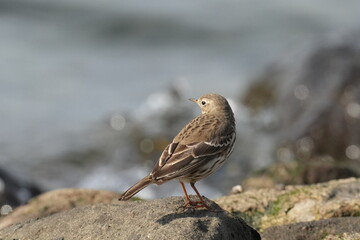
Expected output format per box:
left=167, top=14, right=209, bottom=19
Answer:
left=119, top=93, right=236, bottom=209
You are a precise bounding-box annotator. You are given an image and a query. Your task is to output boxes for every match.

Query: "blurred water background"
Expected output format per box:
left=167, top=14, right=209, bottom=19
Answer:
left=1, top=0, right=360, bottom=205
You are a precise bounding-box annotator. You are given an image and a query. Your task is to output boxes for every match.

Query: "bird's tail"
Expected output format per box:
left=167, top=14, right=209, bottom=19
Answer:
left=119, top=176, right=153, bottom=201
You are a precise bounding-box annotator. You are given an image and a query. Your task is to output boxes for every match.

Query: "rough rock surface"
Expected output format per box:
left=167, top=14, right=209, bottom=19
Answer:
left=262, top=217, right=360, bottom=240
left=216, top=178, right=360, bottom=231
left=0, top=196, right=261, bottom=240
left=0, top=188, right=121, bottom=229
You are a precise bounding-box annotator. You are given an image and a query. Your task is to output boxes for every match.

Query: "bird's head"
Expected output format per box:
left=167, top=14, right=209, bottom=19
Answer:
left=189, top=93, right=232, bottom=115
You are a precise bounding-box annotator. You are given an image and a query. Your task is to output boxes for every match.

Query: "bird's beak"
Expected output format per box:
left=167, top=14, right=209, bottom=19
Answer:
left=189, top=98, right=197, bottom=103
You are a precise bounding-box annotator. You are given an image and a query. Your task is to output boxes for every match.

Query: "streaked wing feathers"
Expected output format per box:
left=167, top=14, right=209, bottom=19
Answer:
left=192, top=132, right=235, bottom=157
left=191, top=141, right=225, bottom=158
left=151, top=140, right=227, bottom=181
left=158, top=142, right=178, bottom=167
left=151, top=142, right=194, bottom=181
left=154, top=141, right=191, bottom=171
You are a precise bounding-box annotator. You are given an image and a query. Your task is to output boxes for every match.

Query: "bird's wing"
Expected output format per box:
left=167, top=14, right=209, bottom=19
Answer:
left=191, top=132, right=235, bottom=158
left=151, top=141, right=194, bottom=180
left=150, top=115, right=234, bottom=181
left=150, top=141, right=229, bottom=182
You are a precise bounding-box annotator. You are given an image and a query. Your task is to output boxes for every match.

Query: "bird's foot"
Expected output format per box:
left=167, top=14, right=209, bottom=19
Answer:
left=182, top=199, right=213, bottom=210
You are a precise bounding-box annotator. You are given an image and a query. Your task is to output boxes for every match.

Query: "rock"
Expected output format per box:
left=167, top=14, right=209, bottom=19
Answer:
left=0, top=196, right=261, bottom=240
left=322, top=233, right=360, bottom=240
left=262, top=217, right=360, bottom=240
left=0, top=188, right=121, bottom=229
left=216, top=178, right=360, bottom=232
left=216, top=186, right=291, bottom=230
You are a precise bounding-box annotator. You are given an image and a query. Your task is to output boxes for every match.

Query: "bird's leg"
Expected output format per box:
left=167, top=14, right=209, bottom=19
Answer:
left=179, top=181, right=202, bottom=208
left=179, top=181, right=194, bottom=207
left=190, top=182, right=211, bottom=210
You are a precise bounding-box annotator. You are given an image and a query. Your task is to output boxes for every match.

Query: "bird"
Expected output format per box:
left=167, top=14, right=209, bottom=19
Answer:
left=119, top=93, right=236, bottom=209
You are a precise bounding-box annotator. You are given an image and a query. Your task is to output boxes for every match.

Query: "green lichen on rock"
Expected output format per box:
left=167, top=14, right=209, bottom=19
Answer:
left=216, top=187, right=289, bottom=230
left=265, top=187, right=303, bottom=217
left=261, top=178, right=360, bottom=230
left=217, top=178, right=360, bottom=232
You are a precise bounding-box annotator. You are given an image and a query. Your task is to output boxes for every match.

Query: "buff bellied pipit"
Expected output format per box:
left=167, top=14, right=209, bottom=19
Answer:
left=119, top=93, right=236, bottom=209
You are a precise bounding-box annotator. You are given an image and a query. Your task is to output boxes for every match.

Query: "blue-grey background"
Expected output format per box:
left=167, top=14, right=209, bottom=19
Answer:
left=1, top=0, right=360, bottom=200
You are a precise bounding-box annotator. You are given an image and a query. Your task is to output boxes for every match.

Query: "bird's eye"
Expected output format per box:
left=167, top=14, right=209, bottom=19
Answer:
left=201, top=101, right=206, bottom=105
